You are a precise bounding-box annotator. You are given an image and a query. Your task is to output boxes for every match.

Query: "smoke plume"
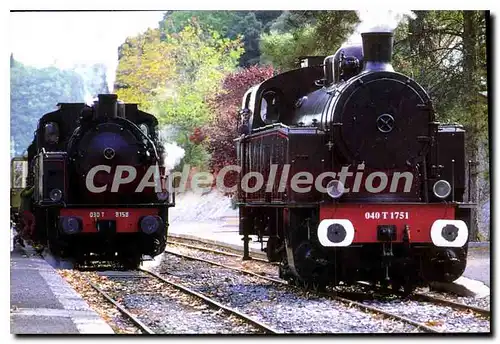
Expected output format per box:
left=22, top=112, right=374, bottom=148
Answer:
left=158, top=125, right=186, bottom=171
left=344, top=10, right=416, bottom=46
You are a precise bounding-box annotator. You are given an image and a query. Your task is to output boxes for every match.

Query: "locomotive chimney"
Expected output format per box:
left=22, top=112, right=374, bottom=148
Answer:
left=361, top=32, right=394, bottom=72
left=94, top=94, right=118, bottom=119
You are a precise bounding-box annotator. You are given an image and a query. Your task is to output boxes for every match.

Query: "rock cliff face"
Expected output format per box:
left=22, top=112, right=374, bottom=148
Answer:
left=478, top=140, right=490, bottom=241
left=169, top=191, right=237, bottom=223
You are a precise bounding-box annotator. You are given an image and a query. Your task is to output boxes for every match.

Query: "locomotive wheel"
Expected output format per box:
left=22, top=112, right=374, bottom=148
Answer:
left=392, top=276, right=414, bottom=297
left=266, top=236, right=282, bottom=262
left=401, top=279, right=415, bottom=298
left=47, top=238, right=62, bottom=257
left=120, top=251, right=141, bottom=270
left=312, top=281, right=325, bottom=293
left=392, top=282, right=402, bottom=293
left=380, top=278, right=389, bottom=291
left=291, top=276, right=302, bottom=288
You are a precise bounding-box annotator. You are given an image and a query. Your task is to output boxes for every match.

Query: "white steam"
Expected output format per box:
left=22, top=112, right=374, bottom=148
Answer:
left=84, top=93, right=95, bottom=106
left=106, top=60, right=118, bottom=93
left=344, top=10, right=417, bottom=46
left=163, top=143, right=186, bottom=171
left=357, top=9, right=416, bottom=33
left=158, top=125, right=185, bottom=171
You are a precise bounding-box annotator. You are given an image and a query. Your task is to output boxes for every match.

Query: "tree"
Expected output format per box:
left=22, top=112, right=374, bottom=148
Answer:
left=115, top=28, right=176, bottom=109
left=10, top=57, right=120, bottom=156
left=116, top=22, right=244, bottom=169
left=205, top=65, right=275, bottom=173
left=160, top=11, right=282, bottom=66
left=10, top=60, right=86, bottom=156
left=260, top=11, right=359, bottom=70
left=461, top=11, right=488, bottom=240
left=392, top=11, right=488, bottom=240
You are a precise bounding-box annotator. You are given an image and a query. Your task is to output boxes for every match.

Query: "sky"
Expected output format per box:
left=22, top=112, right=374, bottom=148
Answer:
left=9, top=11, right=166, bottom=90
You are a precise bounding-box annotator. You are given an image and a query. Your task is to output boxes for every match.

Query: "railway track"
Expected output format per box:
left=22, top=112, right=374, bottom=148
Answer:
left=167, top=238, right=491, bottom=316
left=166, top=238, right=270, bottom=263
left=353, top=279, right=490, bottom=315
left=165, top=239, right=490, bottom=333
left=88, top=279, right=155, bottom=334
left=411, top=291, right=490, bottom=317
left=88, top=269, right=279, bottom=334
left=138, top=268, right=280, bottom=334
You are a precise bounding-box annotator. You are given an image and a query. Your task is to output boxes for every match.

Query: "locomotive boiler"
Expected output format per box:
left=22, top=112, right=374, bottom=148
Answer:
left=235, top=32, right=473, bottom=293
left=14, top=94, right=173, bottom=267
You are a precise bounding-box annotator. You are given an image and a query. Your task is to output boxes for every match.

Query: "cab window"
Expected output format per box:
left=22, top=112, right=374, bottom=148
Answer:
left=260, top=90, right=281, bottom=124
left=44, top=122, right=60, bottom=144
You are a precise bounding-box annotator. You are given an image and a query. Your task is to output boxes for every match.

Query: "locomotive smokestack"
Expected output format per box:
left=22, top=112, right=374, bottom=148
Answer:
left=361, top=32, right=394, bottom=72
left=95, top=94, right=118, bottom=119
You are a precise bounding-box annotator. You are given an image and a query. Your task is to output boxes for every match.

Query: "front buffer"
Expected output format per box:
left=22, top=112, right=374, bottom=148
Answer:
left=286, top=203, right=469, bottom=290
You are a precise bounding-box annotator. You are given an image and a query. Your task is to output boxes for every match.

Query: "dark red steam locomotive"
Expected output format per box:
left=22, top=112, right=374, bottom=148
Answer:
left=16, top=94, right=173, bottom=267
left=235, top=32, right=473, bottom=293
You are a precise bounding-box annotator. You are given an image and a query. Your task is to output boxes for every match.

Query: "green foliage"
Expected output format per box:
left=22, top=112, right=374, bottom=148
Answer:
left=160, top=11, right=238, bottom=35
left=392, top=11, right=488, bottom=139
left=260, top=26, right=317, bottom=71
left=115, top=28, right=175, bottom=108
left=260, top=11, right=359, bottom=70
left=116, top=23, right=244, bottom=169
left=160, top=11, right=281, bottom=66
left=11, top=57, right=110, bottom=156
left=390, top=10, right=488, bottom=239
left=10, top=60, right=85, bottom=155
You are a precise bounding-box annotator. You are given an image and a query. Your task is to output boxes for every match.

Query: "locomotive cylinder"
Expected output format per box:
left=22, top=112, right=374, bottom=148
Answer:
left=361, top=32, right=394, bottom=72
left=94, top=94, right=118, bottom=120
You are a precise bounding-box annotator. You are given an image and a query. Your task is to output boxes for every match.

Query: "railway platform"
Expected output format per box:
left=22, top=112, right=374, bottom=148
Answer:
left=10, top=245, right=114, bottom=334
left=168, top=217, right=491, bottom=289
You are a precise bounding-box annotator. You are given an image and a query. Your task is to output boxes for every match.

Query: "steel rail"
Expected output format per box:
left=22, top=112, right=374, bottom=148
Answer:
left=87, top=280, right=156, bottom=334
left=139, top=267, right=280, bottom=334
left=168, top=238, right=489, bottom=318
left=167, top=238, right=269, bottom=263
left=412, top=292, right=490, bottom=317
left=356, top=281, right=490, bottom=317
left=164, top=248, right=283, bottom=284
left=163, top=249, right=441, bottom=333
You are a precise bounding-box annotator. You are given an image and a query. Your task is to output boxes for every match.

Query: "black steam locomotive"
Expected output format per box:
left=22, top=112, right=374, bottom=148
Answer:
left=235, top=32, right=473, bottom=292
left=15, top=94, right=173, bottom=267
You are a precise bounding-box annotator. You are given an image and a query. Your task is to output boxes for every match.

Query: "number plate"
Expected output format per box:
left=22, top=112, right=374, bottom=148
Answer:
left=89, top=211, right=129, bottom=218
left=89, top=211, right=105, bottom=218
left=364, top=211, right=409, bottom=220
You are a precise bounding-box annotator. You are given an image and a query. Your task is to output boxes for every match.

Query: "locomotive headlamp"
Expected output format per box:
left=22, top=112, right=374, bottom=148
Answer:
left=140, top=215, right=163, bottom=235
left=60, top=216, right=82, bottom=235
left=156, top=191, right=169, bottom=201
left=433, top=180, right=451, bottom=199
left=326, top=180, right=345, bottom=199
left=49, top=188, right=63, bottom=202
